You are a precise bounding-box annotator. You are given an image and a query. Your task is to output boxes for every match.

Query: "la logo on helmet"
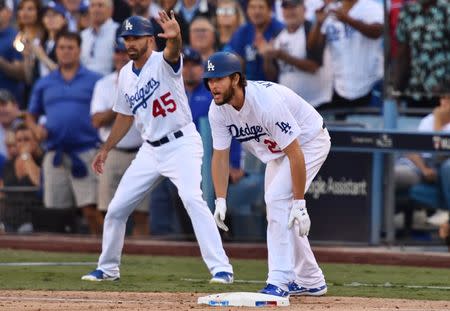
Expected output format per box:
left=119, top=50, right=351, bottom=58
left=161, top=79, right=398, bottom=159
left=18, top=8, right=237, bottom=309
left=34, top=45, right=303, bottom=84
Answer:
left=207, top=60, right=215, bottom=72
left=125, top=20, right=133, bottom=31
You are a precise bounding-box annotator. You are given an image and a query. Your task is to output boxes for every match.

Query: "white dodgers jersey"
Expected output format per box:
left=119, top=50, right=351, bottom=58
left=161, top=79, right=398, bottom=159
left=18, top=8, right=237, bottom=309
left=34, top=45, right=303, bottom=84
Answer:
left=113, top=51, right=193, bottom=141
left=274, top=26, right=332, bottom=107
left=209, top=81, right=324, bottom=163
left=321, top=0, right=383, bottom=99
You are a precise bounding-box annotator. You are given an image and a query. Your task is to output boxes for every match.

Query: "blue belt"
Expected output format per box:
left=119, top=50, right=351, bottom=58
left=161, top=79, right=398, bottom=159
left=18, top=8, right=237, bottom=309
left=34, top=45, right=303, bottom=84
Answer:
left=146, top=130, right=183, bottom=147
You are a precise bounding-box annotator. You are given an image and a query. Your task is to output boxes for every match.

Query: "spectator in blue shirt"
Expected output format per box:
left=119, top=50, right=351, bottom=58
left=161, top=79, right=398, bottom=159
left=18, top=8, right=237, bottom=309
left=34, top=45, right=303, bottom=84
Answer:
left=26, top=31, right=103, bottom=235
left=0, top=0, right=25, bottom=104
left=224, top=0, right=284, bottom=81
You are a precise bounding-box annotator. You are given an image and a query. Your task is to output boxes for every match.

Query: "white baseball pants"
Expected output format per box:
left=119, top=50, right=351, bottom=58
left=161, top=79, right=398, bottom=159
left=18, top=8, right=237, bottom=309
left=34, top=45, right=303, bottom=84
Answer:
left=97, top=124, right=233, bottom=277
left=264, top=128, right=331, bottom=290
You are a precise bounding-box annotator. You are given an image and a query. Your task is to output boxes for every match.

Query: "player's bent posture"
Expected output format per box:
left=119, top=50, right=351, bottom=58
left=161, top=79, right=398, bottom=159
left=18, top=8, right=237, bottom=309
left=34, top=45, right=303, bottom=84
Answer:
left=205, top=52, right=330, bottom=297
left=81, top=14, right=233, bottom=284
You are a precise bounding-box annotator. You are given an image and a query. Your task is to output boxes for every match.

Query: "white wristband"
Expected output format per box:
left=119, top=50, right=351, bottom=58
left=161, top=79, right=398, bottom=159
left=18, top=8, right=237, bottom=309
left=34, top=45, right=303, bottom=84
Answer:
left=293, top=199, right=306, bottom=209
left=215, top=197, right=226, bottom=205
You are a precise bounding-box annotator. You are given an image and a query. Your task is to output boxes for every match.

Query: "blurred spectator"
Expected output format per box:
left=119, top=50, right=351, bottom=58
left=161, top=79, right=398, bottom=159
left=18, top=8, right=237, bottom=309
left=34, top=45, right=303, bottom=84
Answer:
left=394, top=0, right=449, bottom=107
left=174, top=0, right=216, bottom=25
left=81, top=0, right=119, bottom=75
left=2, top=123, right=42, bottom=187
left=189, top=16, right=217, bottom=62
left=275, top=0, right=329, bottom=22
left=26, top=31, right=103, bottom=235
left=112, top=0, right=132, bottom=23
left=78, top=0, right=91, bottom=31
left=395, top=94, right=450, bottom=227
left=90, top=38, right=149, bottom=236
left=127, top=0, right=161, bottom=19
left=0, top=123, right=43, bottom=233
left=4, top=129, right=17, bottom=159
left=0, top=89, right=22, bottom=158
left=215, top=0, right=246, bottom=50
left=61, top=0, right=82, bottom=31
left=36, top=1, right=67, bottom=78
left=389, top=0, right=411, bottom=61
left=17, top=0, right=44, bottom=105
left=261, top=0, right=331, bottom=107
left=0, top=0, right=24, bottom=103
left=308, top=0, right=384, bottom=114
left=225, top=0, right=284, bottom=80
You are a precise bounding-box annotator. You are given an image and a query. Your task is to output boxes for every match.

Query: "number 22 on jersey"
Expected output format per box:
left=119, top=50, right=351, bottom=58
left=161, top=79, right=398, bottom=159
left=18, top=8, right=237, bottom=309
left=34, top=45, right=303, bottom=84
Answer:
left=152, top=92, right=177, bottom=118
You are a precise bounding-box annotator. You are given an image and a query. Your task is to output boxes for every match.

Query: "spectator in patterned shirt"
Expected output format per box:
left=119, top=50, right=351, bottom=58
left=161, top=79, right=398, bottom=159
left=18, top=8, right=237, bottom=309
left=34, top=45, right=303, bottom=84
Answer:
left=394, top=0, right=450, bottom=107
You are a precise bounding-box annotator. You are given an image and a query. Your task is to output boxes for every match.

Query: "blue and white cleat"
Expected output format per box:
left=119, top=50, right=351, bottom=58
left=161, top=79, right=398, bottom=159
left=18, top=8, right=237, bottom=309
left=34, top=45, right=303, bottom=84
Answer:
left=259, top=284, right=290, bottom=297
left=210, top=271, right=234, bottom=284
left=288, top=282, right=327, bottom=296
left=81, top=269, right=120, bottom=281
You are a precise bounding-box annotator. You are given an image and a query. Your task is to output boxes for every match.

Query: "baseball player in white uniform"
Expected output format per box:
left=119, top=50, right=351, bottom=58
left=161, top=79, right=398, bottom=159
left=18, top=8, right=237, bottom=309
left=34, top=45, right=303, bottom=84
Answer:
left=82, top=13, right=233, bottom=283
left=204, top=51, right=330, bottom=297
left=309, top=0, right=383, bottom=105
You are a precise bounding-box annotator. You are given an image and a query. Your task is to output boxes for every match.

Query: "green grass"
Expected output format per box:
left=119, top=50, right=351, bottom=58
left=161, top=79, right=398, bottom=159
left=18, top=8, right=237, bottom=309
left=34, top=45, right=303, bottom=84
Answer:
left=0, top=249, right=449, bottom=300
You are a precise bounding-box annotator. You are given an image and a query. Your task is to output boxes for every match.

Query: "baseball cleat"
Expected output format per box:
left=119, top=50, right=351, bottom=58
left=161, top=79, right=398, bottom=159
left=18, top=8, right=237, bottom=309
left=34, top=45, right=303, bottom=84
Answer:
left=210, top=271, right=234, bottom=284
left=81, top=269, right=120, bottom=281
left=259, top=284, right=289, bottom=297
left=288, top=282, right=327, bottom=296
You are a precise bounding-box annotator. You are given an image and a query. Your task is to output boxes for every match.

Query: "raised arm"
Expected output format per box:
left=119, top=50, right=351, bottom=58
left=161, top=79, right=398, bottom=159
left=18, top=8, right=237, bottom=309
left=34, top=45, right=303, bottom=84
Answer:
left=307, top=7, right=328, bottom=51
left=331, top=8, right=383, bottom=39
left=156, top=10, right=182, bottom=64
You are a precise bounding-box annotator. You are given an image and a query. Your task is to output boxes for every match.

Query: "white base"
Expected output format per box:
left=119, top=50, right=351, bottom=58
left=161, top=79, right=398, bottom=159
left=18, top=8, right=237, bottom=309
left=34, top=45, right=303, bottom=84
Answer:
left=198, top=292, right=289, bottom=307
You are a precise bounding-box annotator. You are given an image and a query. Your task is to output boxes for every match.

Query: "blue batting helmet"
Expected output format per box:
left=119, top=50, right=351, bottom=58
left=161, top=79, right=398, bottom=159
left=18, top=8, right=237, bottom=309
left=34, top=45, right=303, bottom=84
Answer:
left=119, top=16, right=154, bottom=38
left=203, top=52, right=243, bottom=89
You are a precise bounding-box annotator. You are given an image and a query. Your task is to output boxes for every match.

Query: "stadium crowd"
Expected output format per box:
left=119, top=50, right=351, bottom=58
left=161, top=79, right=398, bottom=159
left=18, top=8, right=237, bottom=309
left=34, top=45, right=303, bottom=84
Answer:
left=0, top=0, right=448, bottom=245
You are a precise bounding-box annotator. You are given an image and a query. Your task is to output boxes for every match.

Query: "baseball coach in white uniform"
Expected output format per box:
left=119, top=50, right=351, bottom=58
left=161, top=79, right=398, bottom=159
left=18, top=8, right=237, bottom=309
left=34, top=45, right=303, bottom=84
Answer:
left=205, top=51, right=330, bottom=297
left=82, top=13, right=233, bottom=284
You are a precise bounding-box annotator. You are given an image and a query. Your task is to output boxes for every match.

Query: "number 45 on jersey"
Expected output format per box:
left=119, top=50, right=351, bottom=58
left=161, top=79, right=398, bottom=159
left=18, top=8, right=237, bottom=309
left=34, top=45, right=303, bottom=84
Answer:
left=152, top=92, right=177, bottom=118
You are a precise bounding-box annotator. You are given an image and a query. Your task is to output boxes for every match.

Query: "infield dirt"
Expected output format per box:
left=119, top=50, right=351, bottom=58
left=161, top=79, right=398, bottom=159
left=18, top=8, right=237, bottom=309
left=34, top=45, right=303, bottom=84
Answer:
left=0, top=290, right=449, bottom=311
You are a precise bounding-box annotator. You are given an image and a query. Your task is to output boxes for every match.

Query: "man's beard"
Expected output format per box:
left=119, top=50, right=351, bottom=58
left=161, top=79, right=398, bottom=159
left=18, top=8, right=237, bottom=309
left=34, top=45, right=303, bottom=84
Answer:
left=215, top=86, right=234, bottom=106
left=127, top=42, right=148, bottom=61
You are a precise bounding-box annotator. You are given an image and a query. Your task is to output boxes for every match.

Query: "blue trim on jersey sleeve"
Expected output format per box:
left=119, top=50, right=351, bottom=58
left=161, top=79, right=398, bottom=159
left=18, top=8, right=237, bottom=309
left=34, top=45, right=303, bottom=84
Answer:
left=163, top=56, right=181, bottom=73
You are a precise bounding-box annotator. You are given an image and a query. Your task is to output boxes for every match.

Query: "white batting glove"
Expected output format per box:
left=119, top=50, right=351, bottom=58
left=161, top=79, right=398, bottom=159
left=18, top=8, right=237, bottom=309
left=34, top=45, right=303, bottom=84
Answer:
left=214, top=198, right=229, bottom=232
left=288, top=199, right=311, bottom=237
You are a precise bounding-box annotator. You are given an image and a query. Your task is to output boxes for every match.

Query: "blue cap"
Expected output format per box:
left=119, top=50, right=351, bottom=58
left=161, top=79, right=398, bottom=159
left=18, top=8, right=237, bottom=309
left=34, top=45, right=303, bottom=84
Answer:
left=79, top=0, right=89, bottom=13
left=44, top=1, right=66, bottom=16
left=182, top=46, right=202, bottom=65
left=203, top=52, right=243, bottom=90
left=119, top=16, right=154, bottom=37
left=115, top=37, right=127, bottom=52
left=203, top=52, right=242, bottom=79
